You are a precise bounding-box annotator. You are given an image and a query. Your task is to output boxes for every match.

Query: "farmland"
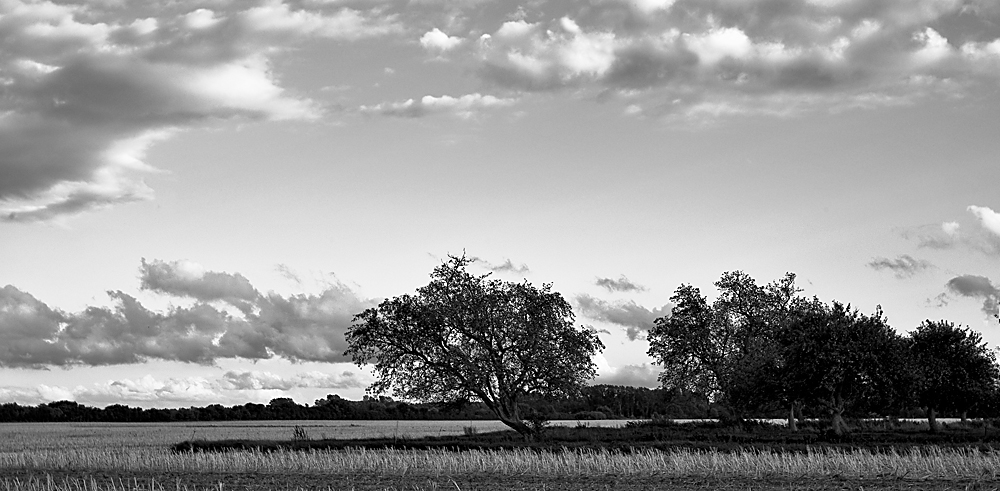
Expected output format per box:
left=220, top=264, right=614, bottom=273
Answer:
left=2, top=420, right=1000, bottom=490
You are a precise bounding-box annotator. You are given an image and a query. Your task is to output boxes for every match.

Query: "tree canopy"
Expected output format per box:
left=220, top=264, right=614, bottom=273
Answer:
left=908, top=320, right=1000, bottom=429
left=345, top=254, right=604, bottom=436
left=646, top=271, right=798, bottom=416
left=648, top=270, right=1000, bottom=434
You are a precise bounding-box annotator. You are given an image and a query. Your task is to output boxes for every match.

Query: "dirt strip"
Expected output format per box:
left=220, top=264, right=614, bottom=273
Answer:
left=2, top=470, right=998, bottom=491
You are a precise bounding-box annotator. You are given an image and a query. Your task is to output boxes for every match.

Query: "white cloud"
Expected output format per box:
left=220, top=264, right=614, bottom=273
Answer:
left=911, top=28, right=953, bottom=66
left=592, top=362, right=660, bottom=388
left=495, top=20, right=536, bottom=40
left=471, top=0, right=1000, bottom=119
left=969, top=205, right=1000, bottom=237
left=684, top=27, right=753, bottom=65
left=627, top=0, right=676, bottom=14
left=361, top=93, right=516, bottom=118
left=183, top=9, right=221, bottom=30
left=420, top=28, right=463, bottom=52
left=240, top=1, right=400, bottom=40
left=221, top=370, right=368, bottom=391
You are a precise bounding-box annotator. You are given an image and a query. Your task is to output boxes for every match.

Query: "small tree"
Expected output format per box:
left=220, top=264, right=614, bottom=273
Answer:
left=909, top=320, right=1000, bottom=431
left=345, top=254, right=604, bottom=438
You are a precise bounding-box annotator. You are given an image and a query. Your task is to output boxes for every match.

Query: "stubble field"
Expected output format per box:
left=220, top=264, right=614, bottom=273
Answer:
left=1, top=420, right=999, bottom=490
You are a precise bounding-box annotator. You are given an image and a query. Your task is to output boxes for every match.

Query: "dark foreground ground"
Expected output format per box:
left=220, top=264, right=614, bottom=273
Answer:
left=2, top=470, right=999, bottom=491
left=174, top=419, right=1000, bottom=454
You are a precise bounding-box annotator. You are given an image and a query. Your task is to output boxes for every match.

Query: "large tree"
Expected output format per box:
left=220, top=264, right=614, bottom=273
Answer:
left=779, top=299, right=906, bottom=435
left=908, top=320, right=1000, bottom=431
left=345, top=254, right=604, bottom=437
left=646, top=271, right=799, bottom=420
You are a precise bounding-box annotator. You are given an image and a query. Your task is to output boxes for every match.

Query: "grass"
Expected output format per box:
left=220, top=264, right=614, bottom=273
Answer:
left=4, top=444, right=1000, bottom=479
left=4, top=420, right=1000, bottom=490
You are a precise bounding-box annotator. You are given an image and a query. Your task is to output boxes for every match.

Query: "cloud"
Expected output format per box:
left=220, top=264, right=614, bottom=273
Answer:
left=468, top=1, right=1000, bottom=119
left=946, top=274, right=1000, bottom=317
left=468, top=256, right=530, bottom=274
left=140, top=258, right=258, bottom=303
left=0, top=260, right=375, bottom=368
left=969, top=205, right=1000, bottom=238
left=221, top=370, right=367, bottom=391
left=0, top=0, right=396, bottom=222
left=420, top=28, right=463, bottom=52
left=0, top=369, right=371, bottom=407
left=0, top=375, right=220, bottom=406
left=595, top=275, right=647, bottom=293
left=574, top=294, right=671, bottom=341
left=360, top=93, right=516, bottom=118
left=867, top=254, right=935, bottom=278
left=904, top=207, right=1000, bottom=255
left=240, top=1, right=401, bottom=40
left=592, top=363, right=660, bottom=388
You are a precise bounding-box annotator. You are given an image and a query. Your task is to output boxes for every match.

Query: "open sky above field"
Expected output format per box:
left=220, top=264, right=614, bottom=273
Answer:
left=1, top=0, right=999, bottom=408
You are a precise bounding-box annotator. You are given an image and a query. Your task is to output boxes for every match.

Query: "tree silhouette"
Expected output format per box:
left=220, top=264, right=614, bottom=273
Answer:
left=647, top=271, right=798, bottom=421
left=345, top=254, right=604, bottom=437
left=908, top=320, right=1000, bottom=431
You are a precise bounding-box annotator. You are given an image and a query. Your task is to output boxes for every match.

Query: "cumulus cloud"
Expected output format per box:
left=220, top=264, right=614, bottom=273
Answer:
left=867, top=255, right=935, bottom=278
left=946, top=274, right=1000, bottom=317
left=0, top=0, right=397, bottom=222
left=968, top=205, right=1000, bottom=238
left=420, top=28, right=463, bottom=52
left=221, top=370, right=367, bottom=391
left=0, top=260, right=374, bottom=368
left=360, top=93, right=516, bottom=118
left=592, top=363, right=660, bottom=388
left=141, top=258, right=258, bottom=303
left=595, top=275, right=646, bottom=293
left=0, top=369, right=370, bottom=406
left=575, top=294, right=671, bottom=341
left=469, top=0, right=1000, bottom=118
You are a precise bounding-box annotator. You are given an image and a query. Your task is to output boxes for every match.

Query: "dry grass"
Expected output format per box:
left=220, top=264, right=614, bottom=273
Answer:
left=2, top=446, right=999, bottom=480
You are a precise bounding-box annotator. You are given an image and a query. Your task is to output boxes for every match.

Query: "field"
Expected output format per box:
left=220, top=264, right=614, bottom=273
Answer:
left=2, top=420, right=1000, bottom=490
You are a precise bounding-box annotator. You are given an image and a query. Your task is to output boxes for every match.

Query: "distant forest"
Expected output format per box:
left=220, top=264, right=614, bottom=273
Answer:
left=0, top=385, right=698, bottom=423
left=0, top=383, right=993, bottom=424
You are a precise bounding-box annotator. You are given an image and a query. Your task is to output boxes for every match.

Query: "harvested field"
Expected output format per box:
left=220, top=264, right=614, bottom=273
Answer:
left=3, top=421, right=1000, bottom=490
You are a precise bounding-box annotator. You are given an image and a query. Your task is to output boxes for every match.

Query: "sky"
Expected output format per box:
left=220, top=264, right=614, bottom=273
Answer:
left=0, top=0, right=999, bottom=409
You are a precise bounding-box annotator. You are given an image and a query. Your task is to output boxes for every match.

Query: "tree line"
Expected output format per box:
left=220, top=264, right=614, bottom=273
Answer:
left=647, top=271, right=1000, bottom=434
left=344, top=254, right=1000, bottom=438
left=0, top=385, right=713, bottom=423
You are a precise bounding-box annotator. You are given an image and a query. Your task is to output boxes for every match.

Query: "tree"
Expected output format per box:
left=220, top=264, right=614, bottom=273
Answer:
left=779, top=299, right=906, bottom=435
left=908, top=320, right=1000, bottom=431
left=345, top=254, right=604, bottom=437
left=646, top=271, right=799, bottom=421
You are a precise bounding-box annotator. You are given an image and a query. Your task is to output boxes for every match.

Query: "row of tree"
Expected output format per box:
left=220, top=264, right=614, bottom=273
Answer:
left=0, top=385, right=713, bottom=423
left=647, top=271, right=1000, bottom=434
left=344, top=254, right=1000, bottom=438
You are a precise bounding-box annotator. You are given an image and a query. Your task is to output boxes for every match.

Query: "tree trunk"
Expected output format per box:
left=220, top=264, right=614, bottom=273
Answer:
left=485, top=397, right=535, bottom=440
left=831, top=409, right=846, bottom=436
left=961, top=411, right=968, bottom=423
left=787, top=403, right=797, bottom=432
left=830, top=393, right=846, bottom=436
left=927, top=407, right=938, bottom=433
left=498, top=416, right=534, bottom=439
